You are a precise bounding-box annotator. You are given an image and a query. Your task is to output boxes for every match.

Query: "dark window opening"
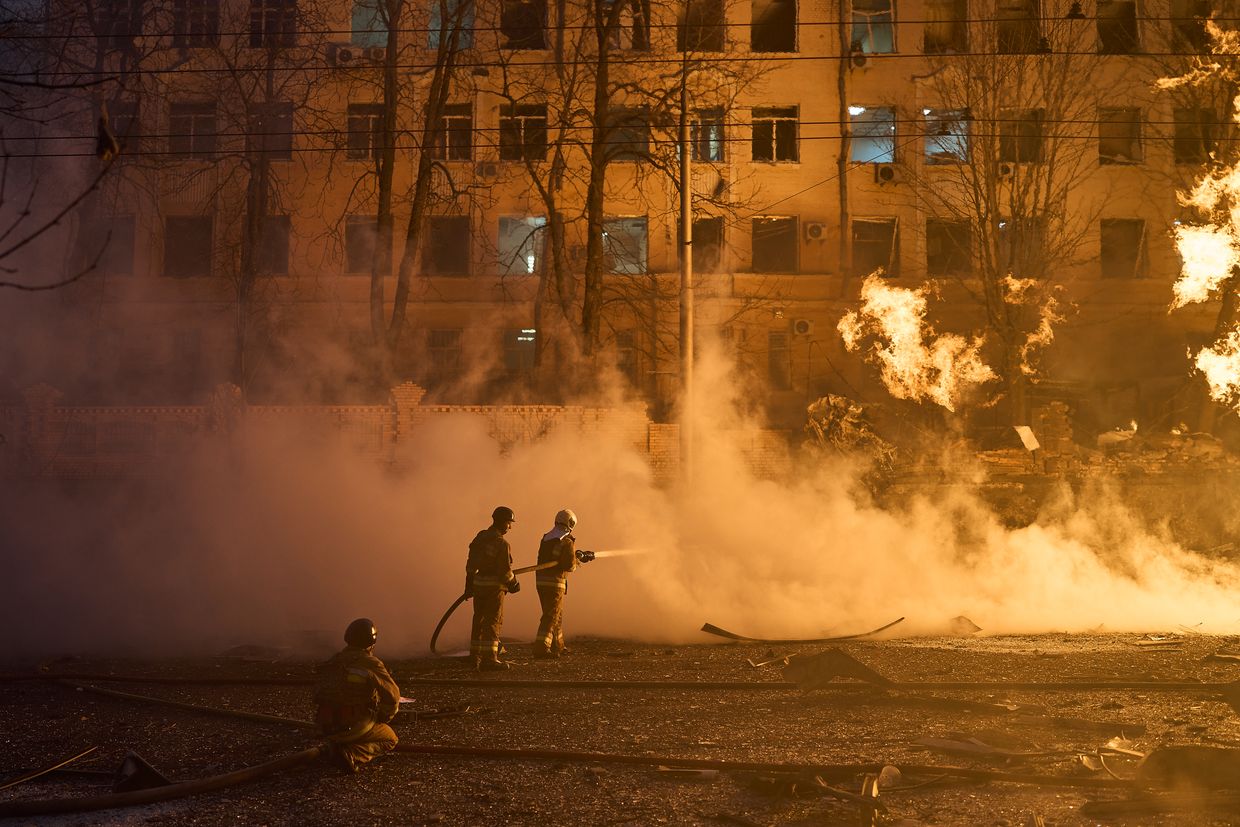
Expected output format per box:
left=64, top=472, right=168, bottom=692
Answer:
left=1174, top=107, right=1218, bottom=163
left=346, top=102, right=385, bottom=161
left=602, top=217, right=648, bottom=274
left=429, top=103, right=473, bottom=161
left=248, top=101, right=293, bottom=160
left=691, top=108, right=725, bottom=161
left=605, top=0, right=651, bottom=49
left=247, top=215, right=290, bottom=275
left=768, top=330, right=791, bottom=389
left=502, top=0, right=546, bottom=49
left=1098, top=107, right=1141, bottom=164
left=752, top=107, right=798, bottom=162
left=173, top=0, right=220, bottom=47
left=616, top=330, right=640, bottom=386
left=1171, top=0, right=1210, bottom=50
left=608, top=108, right=650, bottom=162
left=998, top=108, right=1044, bottom=163
left=345, top=214, right=389, bottom=274
left=249, top=0, right=297, bottom=47
left=693, top=216, right=723, bottom=272
left=504, top=328, right=537, bottom=375
left=996, top=0, right=1041, bottom=53
left=1100, top=218, right=1147, bottom=278
left=165, top=216, right=213, bottom=278
left=102, top=99, right=141, bottom=154
left=752, top=216, right=798, bottom=273
left=1097, top=0, right=1139, bottom=53
left=426, top=216, right=471, bottom=275
left=852, top=218, right=898, bottom=276
left=752, top=0, right=796, bottom=52
left=926, top=219, right=971, bottom=275
left=428, top=329, right=463, bottom=383
left=924, top=0, right=967, bottom=52
left=678, top=0, right=725, bottom=51
left=97, top=0, right=141, bottom=51
left=997, top=217, right=1045, bottom=276
left=169, top=102, right=216, bottom=159
left=499, top=104, right=548, bottom=161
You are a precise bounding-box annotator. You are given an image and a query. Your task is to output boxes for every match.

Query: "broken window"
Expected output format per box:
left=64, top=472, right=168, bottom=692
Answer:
left=1097, top=0, right=1138, bottom=52
left=426, top=216, right=471, bottom=275
left=926, top=219, right=971, bottom=275
left=605, top=0, right=650, bottom=50
left=996, top=0, right=1041, bottom=53
left=103, top=99, right=141, bottom=154
left=924, top=108, right=968, bottom=163
left=752, top=0, right=796, bottom=52
left=346, top=102, right=384, bottom=161
left=1174, top=107, right=1218, bottom=163
left=504, top=328, right=537, bottom=375
left=923, top=0, right=966, bottom=52
left=693, top=216, right=723, bottom=272
left=249, top=0, right=296, bottom=48
left=998, top=108, right=1044, bottom=163
left=603, top=217, right=648, bottom=274
left=768, top=330, right=791, bottom=389
left=345, top=214, right=389, bottom=274
left=1100, top=218, right=1147, bottom=278
left=501, top=0, right=546, bottom=49
left=852, top=218, right=898, bottom=276
left=164, top=216, right=213, bottom=278
left=997, top=217, right=1045, bottom=275
left=850, top=105, right=895, bottom=163
left=851, top=0, right=893, bottom=53
left=752, top=107, right=798, bottom=162
left=691, top=108, right=725, bottom=161
left=429, top=0, right=475, bottom=48
left=97, top=0, right=141, bottom=51
left=608, top=108, right=650, bottom=162
left=169, top=102, right=216, bottom=159
left=428, top=329, right=462, bottom=381
left=678, top=0, right=725, bottom=51
left=429, top=103, right=473, bottom=161
left=246, top=215, right=290, bottom=275
left=173, top=0, right=220, bottom=47
left=498, top=216, right=547, bottom=275
left=499, top=104, right=548, bottom=161
left=1098, top=107, right=1141, bottom=164
left=248, top=101, right=293, bottom=160
left=1170, top=0, right=1210, bottom=50
left=752, top=216, right=798, bottom=273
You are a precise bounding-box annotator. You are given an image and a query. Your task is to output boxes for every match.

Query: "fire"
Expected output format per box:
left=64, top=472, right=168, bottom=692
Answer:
left=1002, top=275, right=1062, bottom=377
left=839, top=274, right=996, bottom=411
left=1194, top=329, right=1240, bottom=406
left=1171, top=225, right=1239, bottom=309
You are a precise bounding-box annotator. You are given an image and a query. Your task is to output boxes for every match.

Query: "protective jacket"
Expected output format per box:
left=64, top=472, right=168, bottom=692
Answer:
left=314, top=646, right=401, bottom=738
left=535, top=531, right=578, bottom=592
left=467, top=527, right=518, bottom=592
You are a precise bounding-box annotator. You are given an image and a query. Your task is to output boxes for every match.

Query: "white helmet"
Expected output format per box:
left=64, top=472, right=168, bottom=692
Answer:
left=554, top=509, right=577, bottom=530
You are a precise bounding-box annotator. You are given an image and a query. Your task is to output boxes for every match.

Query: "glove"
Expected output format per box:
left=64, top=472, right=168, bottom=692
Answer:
left=463, top=575, right=474, bottom=599
left=507, top=579, right=521, bottom=594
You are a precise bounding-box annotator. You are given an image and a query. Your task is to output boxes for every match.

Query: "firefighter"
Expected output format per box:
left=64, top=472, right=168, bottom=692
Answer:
left=465, top=505, right=521, bottom=670
left=313, top=618, right=401, bottom=773
left=533, top=508, right=580, bottom=659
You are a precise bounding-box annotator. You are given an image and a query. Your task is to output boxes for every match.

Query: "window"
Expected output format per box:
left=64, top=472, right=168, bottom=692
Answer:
left=1100, top=219, right=1147, bottom=278
left=429, top=103, right=473, bottom=161
left=752, top=0, right=796, bottom=52
left=752, top=107, right=798, bottom=162
left=426, top=216, right=471, bottom=275
left=1174, top=107, right=1218, bottom=163
left=752, top=216, right=798, bottom=272
left=173, top=0, right=220, bottom=47
left=501, top=0, right=546, bottom=48
left=97, top=0, right=140, bottom=51
left=616, top=330, right=640, bottom=385
left=80, top=215, right=135, bottom=275
left=678, top=0, right=725, bottom=50
left=248, top=215, right=290, bottom=275
left=996, top=0, right=1041, bottom=53
left=504, top=328, right=537, bottom=375
left=605, top=0, right=650, bottom=50
left=345, top=214, right=389, bottom=274
left=602, top=217, right=648, bottom=274
left=1170, top=0, right=1210, bottom=50
left=924, top=0, right=966, bottom=52
left=608, top=108, right=649, bottom=162
left=1097, top=0, right=1138, bottom=52
left=1098, top=107, right=1141, bottom=164
left=499, top=104, right=548, bottom=161
left=852, top=218, right=898, bottom=276
left=499, top=216, right=547, bottom=275
left=693, top=216, right=723, bottom=272
left=428, top=329, right=462, bottom=380
left=103, top=99, right=141, bottom=153
left=851, top=0, right=893, bottom=53
left=248, top=101, right=293, bottom=160
left=430, top=0, right=475, bottom=48
left=926, top=219, right=971, bottom=275
left=250, top=0, right=296, bottom=47
left=165, top=216, right=213, bottom=278
left=351, top=0, right=386, bottom=46
left=347, top=102, right=384, bottom=161
left=169, top=102, right=216, bottom=159
left=691, top=108, right=725, bottom=161
left=768, top=331, right=791, bottom=389
left=997, top=217, right=1045, bottom=274
left=850, top=105, right=895, bottom=163
left=998, top=108, right=1044, bottom=163
left=924, top=108, right=968, bottom=163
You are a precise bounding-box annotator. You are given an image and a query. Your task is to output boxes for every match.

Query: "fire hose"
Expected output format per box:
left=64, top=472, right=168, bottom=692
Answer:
left=429, top=549, right=597, bottom=655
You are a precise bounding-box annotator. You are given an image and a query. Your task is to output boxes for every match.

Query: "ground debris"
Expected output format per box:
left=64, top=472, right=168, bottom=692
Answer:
left=1137, top=745, right=1240, bottom=790
left=782, top=648, right=894, bottom=689
left=911, top=732, right=1052, bottom=762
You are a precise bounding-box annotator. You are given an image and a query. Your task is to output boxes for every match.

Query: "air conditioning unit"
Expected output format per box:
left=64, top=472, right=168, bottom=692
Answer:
left=803, top=221, right=828, bottom=242
left=328, top=43, right=358, bottom=66
left=475, top=161, right=499, bottom=178
left=792, top=318, right=815, bottom=336
left=849, top=41, right=868, bottom=68
left=364, top=46, right=387, bottom=62
left=874, top=163, right=898, bottom=184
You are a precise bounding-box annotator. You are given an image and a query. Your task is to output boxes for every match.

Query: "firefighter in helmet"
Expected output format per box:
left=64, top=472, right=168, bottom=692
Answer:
left=533, top=508, right=580, bottom=659
left=465, top=506, right=521, bottom=670
left=313, top=618, right=401, bottom=773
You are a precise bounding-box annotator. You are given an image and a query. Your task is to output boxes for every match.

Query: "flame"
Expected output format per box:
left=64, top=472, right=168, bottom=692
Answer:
left=839, top=274, right=996, bottom=411
left=1172, top=225, right=1240, bottom=308
left=1194, top=329, right=1240, bottom=406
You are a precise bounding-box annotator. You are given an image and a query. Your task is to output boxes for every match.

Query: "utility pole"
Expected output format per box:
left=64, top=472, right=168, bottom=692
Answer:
left=679, top=40, right=694, bottom=482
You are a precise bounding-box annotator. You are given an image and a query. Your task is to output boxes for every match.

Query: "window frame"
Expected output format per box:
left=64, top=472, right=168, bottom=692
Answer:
left=169, top=101, right=217, bottom=159
left=164, top=215, right=214, bottom=279
left=499, top=103, right=549, bottom=162
left=851, top=217, right=899, bottom=277
left=851, top=0, right=894, bottom=54
left=751, top=215, right=799, bottom=273
left=751, top=106, right=799, bottom=162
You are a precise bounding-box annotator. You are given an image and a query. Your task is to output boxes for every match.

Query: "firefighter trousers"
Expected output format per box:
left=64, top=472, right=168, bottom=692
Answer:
left=471, top=586, right=505, bottom=663
left=535, top=581, right=566, bottom=653
left=329, top=722, right=398, bottom=770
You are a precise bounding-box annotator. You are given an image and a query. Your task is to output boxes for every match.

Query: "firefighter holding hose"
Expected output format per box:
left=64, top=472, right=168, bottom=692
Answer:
left=533, top=508, right=588, bottom=659
left=465, top=506, right=521, bottom=671
left=313, top=618, right=401, bottom=774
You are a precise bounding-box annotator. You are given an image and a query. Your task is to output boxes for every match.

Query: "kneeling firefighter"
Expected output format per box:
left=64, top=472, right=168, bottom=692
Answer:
left=314, top=618, right=401, bottom=773
left=533, top=508, right=585, bottom=658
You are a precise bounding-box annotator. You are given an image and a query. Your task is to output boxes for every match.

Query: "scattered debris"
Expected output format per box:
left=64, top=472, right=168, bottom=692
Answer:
left=1204, top=649, right=1240, bottom=664
left=1138, top=745, right=1240, bottom=790
left=700, top=617, right=905, bottom=644
left=1079, top=792, right=1240, bottom=817
left=948, top=616, right=982, bottom=636
left=0, top=746, right=97, bottom=791
left=783, top=649, right=895, bottom=690
left=112, top=751, right=172, bottom=793
left=911, top=734, right=1051, bottom=761
left=1129, top=636, right=1182, bottom=649
left=655, top=767, right=719, bottom=782
left=804, top=395, right=897, bottom=474
left=746, top=652, right=796, bottom=669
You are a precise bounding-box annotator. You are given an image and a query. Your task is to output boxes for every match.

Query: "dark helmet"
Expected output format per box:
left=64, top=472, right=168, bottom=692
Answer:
left=344, top=618, right=378, bottom=648
left=492, top=506, right=515, bottom=523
